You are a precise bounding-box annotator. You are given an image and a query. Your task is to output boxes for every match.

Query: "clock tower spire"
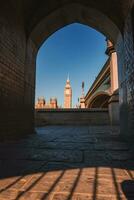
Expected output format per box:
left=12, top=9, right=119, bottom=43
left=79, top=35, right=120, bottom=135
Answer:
left=64, top=75, right=72, bottom=108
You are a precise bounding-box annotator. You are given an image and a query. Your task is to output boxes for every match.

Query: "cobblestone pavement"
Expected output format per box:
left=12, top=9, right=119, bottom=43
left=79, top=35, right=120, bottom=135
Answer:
left=0, top=126, right=134, bottom=200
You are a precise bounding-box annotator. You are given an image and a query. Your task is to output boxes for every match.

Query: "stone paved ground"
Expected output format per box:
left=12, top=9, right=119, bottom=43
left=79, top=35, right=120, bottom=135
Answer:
left=0, top=126, right=134, bottom=200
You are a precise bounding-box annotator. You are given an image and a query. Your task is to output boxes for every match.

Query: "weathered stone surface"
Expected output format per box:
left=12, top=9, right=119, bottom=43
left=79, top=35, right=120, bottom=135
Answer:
left=107, top=151, right=133, bottom=161
left=94, top=142, right=129, bottom=151
left=35, top=109, right=110, bottom=126
left=0, top=125, right=133, bottom=199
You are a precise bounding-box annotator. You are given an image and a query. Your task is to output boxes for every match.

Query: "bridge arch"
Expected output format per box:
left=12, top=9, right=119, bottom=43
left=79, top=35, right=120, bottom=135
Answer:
left=86, top=92, right=110, bottom=109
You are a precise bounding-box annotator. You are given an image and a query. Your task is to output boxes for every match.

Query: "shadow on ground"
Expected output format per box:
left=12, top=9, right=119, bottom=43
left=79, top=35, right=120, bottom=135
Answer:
left=121, top=180, right=134, bottom=200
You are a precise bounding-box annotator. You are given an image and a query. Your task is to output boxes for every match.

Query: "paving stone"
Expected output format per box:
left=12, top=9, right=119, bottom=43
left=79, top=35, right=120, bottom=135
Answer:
left=84, top=150, right=110, bottom=165
left=0, top=160, right=46, bottom=178
left=52, top=193, right=70, bottom=200
left=107, top=151, right=133, bottom=161
left=40, top=162, right=87, bottom=172
left=22, top=172, right=64, bottom=192
left=0, top=125, right=133, bottom=200
left=0, top=176, right=22, bottom=191
left=0, top=189, right=19, bottom=199
left=94, top=142, right=129, bottom=151
left=31, top=149, right=83, bottom=162
left=15, top=191, right=52, bottom=200
left=37, top=142, right=94, bottom=150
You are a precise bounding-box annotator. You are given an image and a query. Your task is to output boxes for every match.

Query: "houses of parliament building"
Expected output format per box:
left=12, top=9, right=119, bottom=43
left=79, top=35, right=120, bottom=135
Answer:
left=35, top=76, right=73, bottom=109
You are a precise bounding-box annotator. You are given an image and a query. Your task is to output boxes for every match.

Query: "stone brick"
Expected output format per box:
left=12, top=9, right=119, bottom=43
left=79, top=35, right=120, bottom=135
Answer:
left=0, top=2, right=36, bottom=139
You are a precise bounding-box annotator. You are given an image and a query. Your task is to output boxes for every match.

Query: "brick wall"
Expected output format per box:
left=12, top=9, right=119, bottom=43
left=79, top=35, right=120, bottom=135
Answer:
left=0, top=3, right=36, bottom=139
left=117, top=8, right=134, bottom=138
left=124, top=10, right=134, bottom=136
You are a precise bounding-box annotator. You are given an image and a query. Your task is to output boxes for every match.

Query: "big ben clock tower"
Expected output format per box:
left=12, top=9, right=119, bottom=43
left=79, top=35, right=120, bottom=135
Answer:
left=64, top=75, right=72, bottom=108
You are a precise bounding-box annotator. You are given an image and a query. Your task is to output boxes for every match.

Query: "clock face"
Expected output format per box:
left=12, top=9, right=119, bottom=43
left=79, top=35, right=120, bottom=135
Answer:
left=66, top=89, right=70, bottom=95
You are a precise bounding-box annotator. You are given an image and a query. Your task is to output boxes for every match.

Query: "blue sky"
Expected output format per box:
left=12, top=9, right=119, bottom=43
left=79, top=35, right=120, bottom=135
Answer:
left=35, top=23, right=108, bottom=107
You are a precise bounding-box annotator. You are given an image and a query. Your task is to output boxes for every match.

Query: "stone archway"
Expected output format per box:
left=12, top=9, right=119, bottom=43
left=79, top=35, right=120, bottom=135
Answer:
left=0, top=0, right=134, bottom=139
left=29, top=3, right=120, bottom=49
left=28, top=1, right=134, bottom=139
left=28, top=2, right=123, bottom=133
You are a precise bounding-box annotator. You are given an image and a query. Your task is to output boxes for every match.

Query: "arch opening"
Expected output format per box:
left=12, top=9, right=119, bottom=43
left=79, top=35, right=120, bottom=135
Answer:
left=30, top=1, right=122, bottom=114
left=29, top=3, right=121, bottom=50
left=35, top=22, right=109, bottom=110
left=34, top=19, right=120, bottom=127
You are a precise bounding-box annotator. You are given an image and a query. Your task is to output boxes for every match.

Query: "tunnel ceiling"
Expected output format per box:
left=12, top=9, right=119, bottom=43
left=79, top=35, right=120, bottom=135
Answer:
left=6, top=0, right=133, bottom=48
left=21, top=0, right=132, bottom=34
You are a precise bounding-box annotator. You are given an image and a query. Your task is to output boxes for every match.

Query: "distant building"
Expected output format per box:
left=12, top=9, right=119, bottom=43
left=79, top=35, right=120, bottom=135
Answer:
left=64, top=75, right=72, bottom=108
left=35, top=97, right=58, bottom=109
left=49, top=98, right=58, bottom=109
left=35, top=97, right=46, bottom=109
